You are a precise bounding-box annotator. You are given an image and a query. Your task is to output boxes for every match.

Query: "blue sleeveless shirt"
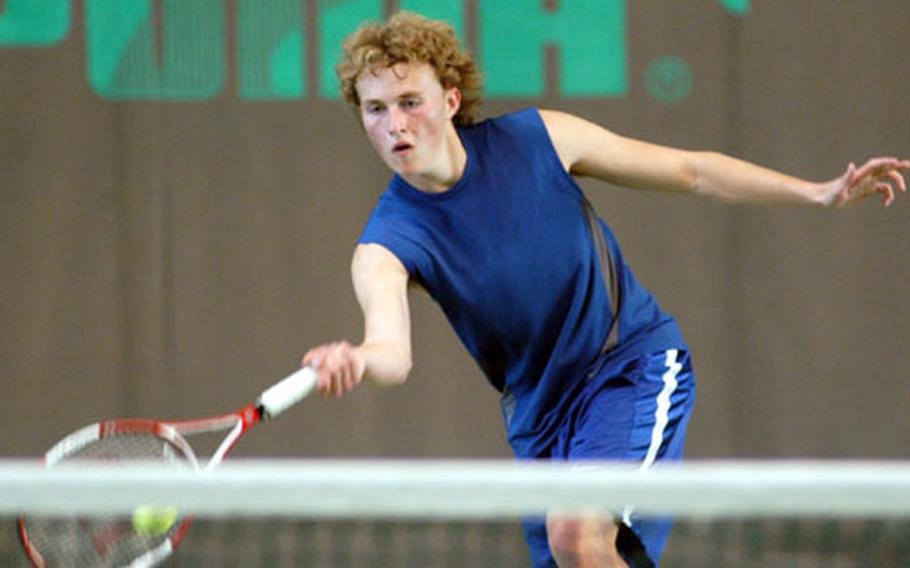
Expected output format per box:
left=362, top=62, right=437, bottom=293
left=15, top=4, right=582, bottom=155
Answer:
left=358, top=108, right=686, bottom=457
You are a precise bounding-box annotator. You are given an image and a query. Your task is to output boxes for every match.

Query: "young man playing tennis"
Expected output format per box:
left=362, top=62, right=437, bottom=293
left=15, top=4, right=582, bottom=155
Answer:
left=302, top=12, right=908, bottom=567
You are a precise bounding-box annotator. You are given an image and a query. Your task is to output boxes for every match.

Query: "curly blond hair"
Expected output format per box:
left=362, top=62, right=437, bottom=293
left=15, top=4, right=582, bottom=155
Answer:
left=336, top=11, right=483, bottom=126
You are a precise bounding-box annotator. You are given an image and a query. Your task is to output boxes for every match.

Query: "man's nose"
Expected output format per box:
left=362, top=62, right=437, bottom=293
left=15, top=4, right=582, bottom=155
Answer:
left=388, top=107, right=406, bottom=134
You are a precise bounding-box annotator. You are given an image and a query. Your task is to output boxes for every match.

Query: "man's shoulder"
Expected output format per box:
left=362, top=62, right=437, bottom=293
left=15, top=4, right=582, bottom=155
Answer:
left=471, top=107, right=540, bottom=132
left=461, top=107, right=546, bottom=153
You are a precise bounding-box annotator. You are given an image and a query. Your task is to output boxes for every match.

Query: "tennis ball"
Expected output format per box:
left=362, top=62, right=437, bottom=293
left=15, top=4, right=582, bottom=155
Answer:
left=132, top=505, right=179, bottom=536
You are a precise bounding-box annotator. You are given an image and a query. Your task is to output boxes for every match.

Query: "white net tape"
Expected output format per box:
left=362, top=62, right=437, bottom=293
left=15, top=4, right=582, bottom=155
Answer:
left=4, top=460, right=910, bottom=520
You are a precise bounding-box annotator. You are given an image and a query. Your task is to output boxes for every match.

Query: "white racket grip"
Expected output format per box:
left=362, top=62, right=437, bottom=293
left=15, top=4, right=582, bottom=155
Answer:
left=257, top=367, right=318, bottom=419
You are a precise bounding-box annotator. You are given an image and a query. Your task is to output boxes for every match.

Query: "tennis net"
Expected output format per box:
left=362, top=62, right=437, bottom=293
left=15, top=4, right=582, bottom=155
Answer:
left=3, top=460, right=910, bottom=566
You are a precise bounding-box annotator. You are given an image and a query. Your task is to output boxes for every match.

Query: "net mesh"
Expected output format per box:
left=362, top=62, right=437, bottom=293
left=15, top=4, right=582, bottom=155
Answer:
left=19, top=515, right=177, bottom=568
left=5, top=460, right=910, bottom=567
left=6, top=517, right=910, bottom=567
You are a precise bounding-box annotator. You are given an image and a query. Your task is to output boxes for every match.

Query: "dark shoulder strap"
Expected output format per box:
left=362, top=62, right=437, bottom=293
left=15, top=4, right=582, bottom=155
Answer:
left=581, top=198, right=620, bottom=353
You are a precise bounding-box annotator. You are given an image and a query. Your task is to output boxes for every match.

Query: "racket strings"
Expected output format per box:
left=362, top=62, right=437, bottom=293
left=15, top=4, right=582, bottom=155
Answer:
left=21, top=433, right=191, bottom=568
left=73, top=432, right=187, bottom=462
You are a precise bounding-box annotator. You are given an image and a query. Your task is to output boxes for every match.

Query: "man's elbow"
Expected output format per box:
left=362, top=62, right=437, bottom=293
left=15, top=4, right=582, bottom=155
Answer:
left=688, top=151, right=715, bottom=196
left=370, top=347, right=412, bottom=387
left=391, top=351, right=413, bottom=385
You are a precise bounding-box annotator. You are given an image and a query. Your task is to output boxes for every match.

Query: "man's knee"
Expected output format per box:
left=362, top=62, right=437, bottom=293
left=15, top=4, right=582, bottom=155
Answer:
left=546, top=515, right=583, bottom=556
left=546, top=514, right=626, bottom=568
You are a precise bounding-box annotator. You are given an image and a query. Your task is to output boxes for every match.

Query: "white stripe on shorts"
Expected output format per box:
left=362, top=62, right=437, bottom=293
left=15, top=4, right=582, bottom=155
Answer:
left=623, top=348, right=681, bottom=526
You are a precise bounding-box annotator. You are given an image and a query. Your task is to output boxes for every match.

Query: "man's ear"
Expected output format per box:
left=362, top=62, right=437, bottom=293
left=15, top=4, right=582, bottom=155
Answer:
left=445, top=87, right=462, bottom=119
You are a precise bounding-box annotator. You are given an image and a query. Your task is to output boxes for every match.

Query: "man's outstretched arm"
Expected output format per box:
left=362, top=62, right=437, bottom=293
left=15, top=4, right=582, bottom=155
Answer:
left=302, top=243, right=413, bottom=398
left=540, top=109, right=908, bottom=208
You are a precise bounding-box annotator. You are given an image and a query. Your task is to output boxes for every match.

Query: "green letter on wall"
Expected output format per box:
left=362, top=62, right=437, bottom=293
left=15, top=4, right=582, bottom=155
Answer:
left=479, top=0, right=626, bottom=97
left=318, top=0, right=382, bottom=98
left=399, top=0, right=465, bottom=41
left=238, top=0, right=305, bottom=100
left=720, top=0, right=750, bottom=16
left=0, top=0, right=69, bottom=46
left=87, top=0, right=224, bottom=100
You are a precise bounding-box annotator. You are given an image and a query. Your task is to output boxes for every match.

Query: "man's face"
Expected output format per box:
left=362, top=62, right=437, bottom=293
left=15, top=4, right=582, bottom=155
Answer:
left=356, top=62, right=460, bottom=182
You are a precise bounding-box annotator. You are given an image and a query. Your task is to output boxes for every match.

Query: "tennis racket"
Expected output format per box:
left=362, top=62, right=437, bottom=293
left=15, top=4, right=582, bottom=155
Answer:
left=18, top=366, right=318, bottom=568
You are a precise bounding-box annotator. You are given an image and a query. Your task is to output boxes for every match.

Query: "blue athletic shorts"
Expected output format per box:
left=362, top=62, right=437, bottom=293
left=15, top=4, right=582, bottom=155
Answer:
left=522, top=349, right=696, bottom=567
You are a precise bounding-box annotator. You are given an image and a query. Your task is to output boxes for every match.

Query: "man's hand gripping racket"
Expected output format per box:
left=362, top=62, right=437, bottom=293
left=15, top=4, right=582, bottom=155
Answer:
left=18, top=367, right=318, bottom=568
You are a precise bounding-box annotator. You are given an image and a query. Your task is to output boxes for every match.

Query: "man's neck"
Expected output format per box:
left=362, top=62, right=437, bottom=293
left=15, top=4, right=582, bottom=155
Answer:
left=403, top=125, right=467, bottom=193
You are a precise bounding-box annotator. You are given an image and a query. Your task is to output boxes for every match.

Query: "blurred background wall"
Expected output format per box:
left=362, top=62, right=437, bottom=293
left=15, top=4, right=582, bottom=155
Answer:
left=1, top=0, right=908, bottom=460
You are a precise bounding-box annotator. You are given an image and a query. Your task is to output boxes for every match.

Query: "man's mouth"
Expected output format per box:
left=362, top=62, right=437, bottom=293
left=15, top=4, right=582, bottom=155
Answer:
left=392, top=142, right=413, bottom=155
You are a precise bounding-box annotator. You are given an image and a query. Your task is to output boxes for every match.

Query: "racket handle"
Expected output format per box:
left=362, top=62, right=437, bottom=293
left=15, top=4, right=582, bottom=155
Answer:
left=257, top=367, right=317, bottom=419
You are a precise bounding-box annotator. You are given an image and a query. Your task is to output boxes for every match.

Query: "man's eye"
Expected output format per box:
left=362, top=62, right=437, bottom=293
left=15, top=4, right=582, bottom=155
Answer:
left=402, top=99, right=419, bottom=109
